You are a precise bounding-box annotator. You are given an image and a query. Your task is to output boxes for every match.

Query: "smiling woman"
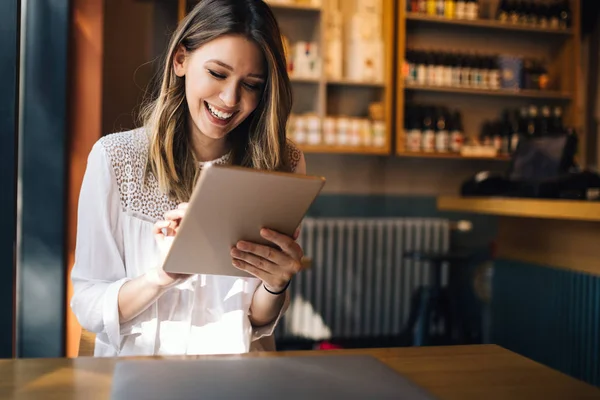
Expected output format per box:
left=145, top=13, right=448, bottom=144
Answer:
left=69, top=0, right=306, bottom=358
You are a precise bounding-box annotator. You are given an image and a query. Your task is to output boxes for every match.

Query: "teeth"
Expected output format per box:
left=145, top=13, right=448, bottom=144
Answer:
left=207, top=103, right=233, bottom=120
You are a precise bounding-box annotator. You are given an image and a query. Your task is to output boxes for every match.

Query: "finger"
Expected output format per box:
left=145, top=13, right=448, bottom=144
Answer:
left=177, top=203, right=189, bottom=210
left=260, top=229, right=303, bottom=260
left=235, top=241, right=288, bottom=266
left=152, top=220, right=170, bottom=235
left=293, top=226, right=301, bottom=241
left=164, top=208, right=186, bottom=221
left=230, top=248, right=277, bottom=275
left=232, top=259, right=270, bottom=281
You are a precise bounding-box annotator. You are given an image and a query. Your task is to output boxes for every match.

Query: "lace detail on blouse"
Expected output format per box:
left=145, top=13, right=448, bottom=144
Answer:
left=99, top=129, right=303, bottom=221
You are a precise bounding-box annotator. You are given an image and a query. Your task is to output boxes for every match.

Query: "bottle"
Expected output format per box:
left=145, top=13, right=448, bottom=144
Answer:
left=416, top=51, right=427, bottom=85
left=405, top=50, right=416, bottom=84
left=460, top=54, right=471, bottom=87
left=527, top=105, right=538, bottom=136
left=465, top=0, right=479, bottom=20
left=539, top=105, right=551, bottom=136
left=455, top=0, right=467, bottom=19
left=427, top=0, right=437, bottom=15
left=443, top=53, right=454, bottom=86
left=426, top=52, right=437, bottom=86
left=418, top=0, right=428, bottom=14
left=435, top=109, right=450, bottom=152
left=422, top=107, right=436, bottom=152
left=499, top=113, right=512, bottom=154
left=509, top=109, right=521, bottom=153
left=444, top=0, right=455, bottom=18
left=435, top=53, right=445, bottom=86
left=451, top=53, right=462, bottom=87
left=436, top=0, right=445, bottom=16
left=548, top=2, right=560, bottom=29
left=496, top=0, right=510, bottom=22
left=410, top=0, right=420, bottom=13
left=488, top=56, right=500, bottom=90
left=450, top=111, right=464, bottom=152
left=509, top=0, right=520, bottom=24
left=405, top=105, right=423, bottom=152
left=551, top=106, right=564, bottom=134
left=518, top=0, right=529, bottom=25
left=538, top=3, right=550, bottom=28
left=558, top=0, right=571, bottom=29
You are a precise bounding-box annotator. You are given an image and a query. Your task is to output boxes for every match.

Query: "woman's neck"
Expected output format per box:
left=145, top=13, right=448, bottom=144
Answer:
left=189, top=125, right=230, bottom=162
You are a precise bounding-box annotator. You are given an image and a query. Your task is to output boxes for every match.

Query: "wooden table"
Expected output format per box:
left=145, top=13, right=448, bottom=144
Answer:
left=1, top=344, right=598, bottom=399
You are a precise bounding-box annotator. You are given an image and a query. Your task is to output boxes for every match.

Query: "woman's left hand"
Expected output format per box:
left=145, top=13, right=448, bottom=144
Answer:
left=230, top=228, right=303, bottom=292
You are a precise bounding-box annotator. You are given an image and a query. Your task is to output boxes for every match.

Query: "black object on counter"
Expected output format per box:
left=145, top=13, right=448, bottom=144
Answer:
left=461, top=130, right=600, bottom=200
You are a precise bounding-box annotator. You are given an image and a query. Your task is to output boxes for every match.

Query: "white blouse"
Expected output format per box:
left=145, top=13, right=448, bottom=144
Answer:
left=70, top=129, right=299, bottom=357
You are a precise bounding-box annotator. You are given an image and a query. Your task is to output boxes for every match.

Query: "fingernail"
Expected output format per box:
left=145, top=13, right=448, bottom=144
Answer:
left=230, top=248, right=240, bottom=257
left=156, top=220, right=169, bottom=228
left=232, top=260, right=240, bottom=268
left=237, top=242, right=248, bottom=250
left=261, top=228, right=271, bottom=237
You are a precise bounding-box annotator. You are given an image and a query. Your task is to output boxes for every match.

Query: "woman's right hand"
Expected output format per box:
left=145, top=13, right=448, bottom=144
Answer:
left=149, top=203, right=191, bottom=289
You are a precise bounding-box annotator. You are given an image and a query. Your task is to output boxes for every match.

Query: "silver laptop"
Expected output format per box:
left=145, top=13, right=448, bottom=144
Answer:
left=110, top=354, right=438, bottom=399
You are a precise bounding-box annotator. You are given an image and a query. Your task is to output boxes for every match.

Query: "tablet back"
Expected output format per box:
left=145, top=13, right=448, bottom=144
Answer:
left=162, top=165, right=325, bottom=277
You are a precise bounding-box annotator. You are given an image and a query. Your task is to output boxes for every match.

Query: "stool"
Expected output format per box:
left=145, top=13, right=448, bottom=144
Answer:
left=400, top=251, right=472, bottom=347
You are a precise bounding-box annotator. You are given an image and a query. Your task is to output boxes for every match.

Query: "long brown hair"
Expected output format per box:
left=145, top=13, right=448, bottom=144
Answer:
left=139, top=0, right=292, bottom=202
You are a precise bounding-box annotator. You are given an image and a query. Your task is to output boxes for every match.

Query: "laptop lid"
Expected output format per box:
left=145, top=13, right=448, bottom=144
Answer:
left=110, top=355, right=438, bottom=400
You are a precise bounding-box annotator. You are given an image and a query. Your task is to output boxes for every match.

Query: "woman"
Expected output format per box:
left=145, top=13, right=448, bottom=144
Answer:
left=70, top=0, right=306, bottom=357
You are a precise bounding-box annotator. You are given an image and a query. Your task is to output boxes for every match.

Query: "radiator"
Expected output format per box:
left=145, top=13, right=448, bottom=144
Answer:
left=275, top=217, right=451, bottom=341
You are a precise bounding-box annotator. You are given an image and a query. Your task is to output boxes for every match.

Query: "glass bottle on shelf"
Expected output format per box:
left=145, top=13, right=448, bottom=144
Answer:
left=558, top=0, right=571, bottom=29
left=496, top=0, right=509, bottom=22
left=436, top=0, right=445, bottom=16
left=405, top=105, right=422, bottom=152
left=435, top=108, right=449, bottom=152
left=449, top=111, right=464, bottom=153
left=455, top=0, right=467, bottom=19
left=444, top=0, right=455, bottom=19
left=422, top=107, right=436, bottom=152
left=465, top=0, right=478, bottom=20
left=426, top=0, right=436, bottom=15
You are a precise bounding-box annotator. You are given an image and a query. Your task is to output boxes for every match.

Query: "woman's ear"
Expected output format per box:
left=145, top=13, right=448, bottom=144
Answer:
left=173, top=45, right=188, bottom=77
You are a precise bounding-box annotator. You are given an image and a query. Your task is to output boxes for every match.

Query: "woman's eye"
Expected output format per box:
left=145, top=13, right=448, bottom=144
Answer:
left=243, top=82, right=262, bottom=91
left=208, top=70, right=226, bottom=79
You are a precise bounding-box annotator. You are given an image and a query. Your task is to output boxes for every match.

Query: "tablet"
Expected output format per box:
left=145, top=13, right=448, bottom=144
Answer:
left=161, top=164, right=326, bottom=277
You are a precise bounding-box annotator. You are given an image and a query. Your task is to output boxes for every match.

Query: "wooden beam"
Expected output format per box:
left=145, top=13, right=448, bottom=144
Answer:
left=66, top=0, right=105, bottom=358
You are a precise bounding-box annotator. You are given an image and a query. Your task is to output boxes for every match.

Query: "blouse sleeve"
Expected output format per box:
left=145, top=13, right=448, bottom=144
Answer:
left=69, top=141, right=131, bottom=353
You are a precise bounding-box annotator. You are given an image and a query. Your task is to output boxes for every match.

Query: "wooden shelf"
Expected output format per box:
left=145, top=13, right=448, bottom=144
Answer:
left=327, top=79, right=385, bottom=88
left=404, top=84, right=573, bottom=100
left=299, top=144, right=390, bottom=155
left=437, top=196, right=600, bottom=222
left=266, top=2, right=321, bottom=12
left=405, top=12, right=574, bottom=36
left=397, top=152, right=510, bottom=161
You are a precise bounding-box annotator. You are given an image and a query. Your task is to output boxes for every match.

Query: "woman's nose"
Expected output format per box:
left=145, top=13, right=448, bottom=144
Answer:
left=219, top=83, right=240, bottom=107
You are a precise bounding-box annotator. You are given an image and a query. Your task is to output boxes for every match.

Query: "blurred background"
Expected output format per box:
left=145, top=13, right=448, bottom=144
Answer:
left=1, top=0, right=600, bottom=388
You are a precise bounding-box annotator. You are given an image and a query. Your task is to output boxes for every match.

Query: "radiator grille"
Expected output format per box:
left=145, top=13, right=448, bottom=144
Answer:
left=276, top=217, right=450, bottom=341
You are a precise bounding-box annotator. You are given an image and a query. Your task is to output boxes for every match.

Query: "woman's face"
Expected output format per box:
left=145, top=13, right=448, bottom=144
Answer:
left=173, top=34, right=265, bottom=142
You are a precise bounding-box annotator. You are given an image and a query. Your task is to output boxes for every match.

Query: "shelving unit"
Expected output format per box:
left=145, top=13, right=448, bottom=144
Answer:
left=405, top=11, right=575, bottom=35
left=404, top=83, right=573, bottom=100
left=396, top=0, right=582, bottom=163
left=180, top=0, right=395, bottom=156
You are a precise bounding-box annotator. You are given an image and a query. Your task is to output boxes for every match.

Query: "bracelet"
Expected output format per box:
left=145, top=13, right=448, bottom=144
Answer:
left=263, top=280, right=291, bottom=295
